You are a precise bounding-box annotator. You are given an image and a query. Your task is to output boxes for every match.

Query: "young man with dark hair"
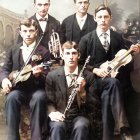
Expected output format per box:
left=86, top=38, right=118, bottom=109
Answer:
left=79, top=4, right=140, bottom=140
left=0, top=18, right=50, bottom=140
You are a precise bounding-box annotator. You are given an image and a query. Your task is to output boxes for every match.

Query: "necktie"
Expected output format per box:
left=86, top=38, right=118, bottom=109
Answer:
left=39, top=18, right=47, bottom=21
left=102, top=33, right=109, bottom=52
left=67, top=74, right=77, bottom=87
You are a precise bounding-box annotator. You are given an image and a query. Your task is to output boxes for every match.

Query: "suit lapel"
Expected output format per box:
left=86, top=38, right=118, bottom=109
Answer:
left=57, top=67, right=67, bottom=94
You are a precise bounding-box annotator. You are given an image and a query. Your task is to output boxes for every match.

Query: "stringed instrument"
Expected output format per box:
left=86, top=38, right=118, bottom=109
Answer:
left=100, top=48, right=133, bottom=79
left=9, top=62, right=52, bottom=86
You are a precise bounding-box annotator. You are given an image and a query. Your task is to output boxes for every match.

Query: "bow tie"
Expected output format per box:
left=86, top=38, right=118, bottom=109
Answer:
left=39, top=18, right=47, bottom=21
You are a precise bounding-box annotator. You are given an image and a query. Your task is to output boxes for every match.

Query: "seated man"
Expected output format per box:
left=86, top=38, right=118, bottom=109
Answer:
left=45, top=41, right=96, bottom=140
left=0, top=19, right=50, bottom=140
left=79, top=4, right=140, bottom=140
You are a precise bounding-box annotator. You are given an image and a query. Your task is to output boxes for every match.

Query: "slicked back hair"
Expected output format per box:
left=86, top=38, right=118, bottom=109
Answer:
left=95, top=4, right=111, bottom=17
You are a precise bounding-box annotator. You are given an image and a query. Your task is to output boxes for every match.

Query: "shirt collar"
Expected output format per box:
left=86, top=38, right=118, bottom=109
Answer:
left=96, top=27, right=110, bottom=37
left=64, top=66, right=78, bottom=76
left=20, top=41, right=36, bottom=51
left=76, top=14, right=87, bottom=22
left=36, top=13, right=48, bottom=21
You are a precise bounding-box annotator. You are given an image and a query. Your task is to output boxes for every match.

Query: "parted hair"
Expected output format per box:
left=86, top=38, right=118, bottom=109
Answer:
left=62, top=41, right=80, bottom=58
left=19, top=18, right=38, bottom=30
left=95, top=4, right=111, bottom=16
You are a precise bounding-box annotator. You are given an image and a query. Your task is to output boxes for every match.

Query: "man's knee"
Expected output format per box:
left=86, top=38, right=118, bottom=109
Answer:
left=74, top=117, right=90, bottom=130
left=6, top=90, right=22, bottom=104
left=50, top=121, right=66, bottom=132
left=31, top=90, right=46, bottom=103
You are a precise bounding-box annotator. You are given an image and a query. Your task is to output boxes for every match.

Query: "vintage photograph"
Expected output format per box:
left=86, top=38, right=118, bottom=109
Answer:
left=0, top=0, right=140, bottom=140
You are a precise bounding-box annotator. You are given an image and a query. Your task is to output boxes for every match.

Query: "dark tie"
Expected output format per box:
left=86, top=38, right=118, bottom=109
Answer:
left=102, top=33, right=109, bottom=52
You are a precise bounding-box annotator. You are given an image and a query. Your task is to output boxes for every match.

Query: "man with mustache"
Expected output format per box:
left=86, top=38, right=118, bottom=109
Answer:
left=79, top=4, right=140, bottom=140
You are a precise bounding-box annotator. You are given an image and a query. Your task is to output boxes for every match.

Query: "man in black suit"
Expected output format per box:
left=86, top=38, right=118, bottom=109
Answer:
left=18, top=0, right=61, bottom=60
left=79, top=4, right=140, bottom=140
left=45, top=41, right=96, bottom=140
left=61, top=0, right=96, bottom=45
left=0, top=19, right=50, bottom=140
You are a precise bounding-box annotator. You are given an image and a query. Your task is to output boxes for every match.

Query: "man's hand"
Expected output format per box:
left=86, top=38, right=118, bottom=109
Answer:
left=131, top=43, right=140, bottom=55
left=76, top=77, right=86, bottom=94
left=93, top=67, right=108, bottom=78
left=1, top=78, right=12, bottom=94
left=32, top=65, right=43, bottom=77
left=48, top=111, right=65, bottom=122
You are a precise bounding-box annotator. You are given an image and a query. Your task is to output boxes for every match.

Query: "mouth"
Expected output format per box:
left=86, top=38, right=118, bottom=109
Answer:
left=40, top=11, right=46, bottom=14
left=25, top=38, right=31, bottom=40
left=69, top=61, right=74, bottom=64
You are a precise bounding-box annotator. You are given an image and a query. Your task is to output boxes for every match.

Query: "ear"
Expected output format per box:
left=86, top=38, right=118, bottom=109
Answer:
left=19, top=31, right=23, bottom=38
left=35, top=29, right=38, bottom=36
left=94, top=16, right=97, bottom=22
left=78, top=53, right=81, bottom=59
left=60, top=54, right=63, bottom=59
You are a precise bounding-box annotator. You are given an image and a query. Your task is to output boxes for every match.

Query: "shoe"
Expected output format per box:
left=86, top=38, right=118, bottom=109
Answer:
left=120, top=127, right=133, bottom=140
left=121, top=132, right=133, bottom=140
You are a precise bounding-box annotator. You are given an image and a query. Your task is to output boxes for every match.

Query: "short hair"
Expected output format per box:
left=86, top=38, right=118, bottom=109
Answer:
left=62, top=41, right=79, bottom=52
left=19, top=18, right=38, bottom=30
left=34, top=0, right=50, bottom=4
left=95, top=4, right=111, bottom=16
left=74, top=0, right=89, bottom=3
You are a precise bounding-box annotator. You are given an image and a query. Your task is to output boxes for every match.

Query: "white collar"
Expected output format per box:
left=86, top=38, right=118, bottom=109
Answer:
left=20, top=41, right=36, bottom=51
left=64, top=66, right=78, bottom=76
left=96, top=27, right=110, bottom=37
left=36, top=13, right=48, bottom=21
left=76, top=13, right=87, bottom=22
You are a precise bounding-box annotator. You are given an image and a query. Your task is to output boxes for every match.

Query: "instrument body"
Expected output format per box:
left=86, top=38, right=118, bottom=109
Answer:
left=9, top=62, right=52, bottom=86
left=100, top=48, right=133, bottom=78
left=48, top=30, right=63, bottom=58
left=64, top=55, right=91, bottom=116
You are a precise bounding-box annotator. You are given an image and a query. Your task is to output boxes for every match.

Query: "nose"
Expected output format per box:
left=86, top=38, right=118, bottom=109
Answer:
left=40, top=4, right=45, bottom=10
left=81, top=2, right=85, bottom=7
left=101, top=17, right=105, bottom=22
left=26, top=31, right=31, bottom=37
left=69, top=53, right=73, bottom=59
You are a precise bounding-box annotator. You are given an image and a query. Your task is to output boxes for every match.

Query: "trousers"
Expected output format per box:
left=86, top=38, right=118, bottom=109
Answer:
left=5, top=88, right=47, bottom=140
left=49, top=116, right=90, bottom=140
left=96, top=77, right=129, bottom=140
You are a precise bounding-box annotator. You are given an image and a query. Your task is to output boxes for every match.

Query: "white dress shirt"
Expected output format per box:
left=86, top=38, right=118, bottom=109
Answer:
left=76, top=14, right=87, bottom=30
left=20, top=41, right=36, bottom=63
left=36, top=13, right=48, bottom=32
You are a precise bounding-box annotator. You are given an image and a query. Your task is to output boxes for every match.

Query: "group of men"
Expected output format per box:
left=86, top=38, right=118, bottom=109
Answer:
left=0, top=0, right=140, bottom=140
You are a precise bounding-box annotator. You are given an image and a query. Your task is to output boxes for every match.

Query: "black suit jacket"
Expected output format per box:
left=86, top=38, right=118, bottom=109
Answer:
left=79, top=29, right=133, bottom=89
left=45, top=66, right=96, bottom=115
left=0, top=43, right=50, bottom=89
left=17, top=14, right=61, bottom=50
left=61, top=13, right=96, bottom=44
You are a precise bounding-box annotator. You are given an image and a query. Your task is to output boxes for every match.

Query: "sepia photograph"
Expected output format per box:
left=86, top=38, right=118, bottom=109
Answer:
left=0, top=0, right=140, bottom=140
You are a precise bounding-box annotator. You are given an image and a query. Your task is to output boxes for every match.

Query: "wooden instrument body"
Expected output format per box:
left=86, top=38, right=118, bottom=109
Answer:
left=100, top=49, right=133, bottom=78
